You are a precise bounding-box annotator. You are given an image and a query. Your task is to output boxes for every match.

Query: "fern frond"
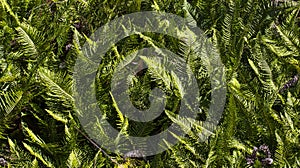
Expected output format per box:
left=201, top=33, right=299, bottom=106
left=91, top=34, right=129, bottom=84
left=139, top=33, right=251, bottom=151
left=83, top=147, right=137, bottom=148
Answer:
left=0, top=87, right=22, bottom=115
left=275, top=131, right=285, bottom=166
left=67, top=150, right=82, bottom=168
left=16, top=24, right=41, bottom=58
left=45, top=109, right=68, bottom=124
left=248, top=37, right=277, bottom=93
left=23, top=142, right=54, bottom=168
left=0, top=0, right=20, bottom=25
left=38, top=68, right=74, bottom=103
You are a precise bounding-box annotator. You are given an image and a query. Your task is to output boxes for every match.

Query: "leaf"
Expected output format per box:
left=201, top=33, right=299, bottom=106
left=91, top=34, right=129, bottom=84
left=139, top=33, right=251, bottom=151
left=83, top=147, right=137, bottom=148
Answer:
left=16, top=24, right=39, bottom=58
left=45, top=109, right=68, bottom=124
left=8, top=137, right=19, bottom=158
left=0, top=88, right=23, bottom=115
left=23, top=142, right=53, bottom=168
left=38, top=68, right=74, bottom=102
left=0, top=0, right=20, bottom=25
left=67, top=150, right=81, bottom=168
left=248, top=39, right=277, bottom=93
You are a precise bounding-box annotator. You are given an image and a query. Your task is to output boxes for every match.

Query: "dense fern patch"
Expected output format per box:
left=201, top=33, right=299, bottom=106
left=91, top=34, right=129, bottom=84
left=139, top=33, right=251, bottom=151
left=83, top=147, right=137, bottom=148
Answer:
left=0, top=0, right=300, bottom=167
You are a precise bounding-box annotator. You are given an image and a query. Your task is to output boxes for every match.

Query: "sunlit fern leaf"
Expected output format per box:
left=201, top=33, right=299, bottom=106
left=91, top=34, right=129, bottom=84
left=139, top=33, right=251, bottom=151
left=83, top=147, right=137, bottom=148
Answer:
left=248, top=37, right=277, bottom=93
left=23, top=142, right=54, bottom=168
left=168, top=131, right=202, bottom=161
left=140, top=56, right=172, bottom=91
left=84, top=150, right=107, bottom=168
left=170, top=71, right=185, bottom=98
left=8, top=137, right=19, bottom=158
left=38, top=68, right=74, bottom=103
left=275, top=131, right=285, bottom=167
left=164, top=138, right=197, bottom=168
left=262, top=36, right=295, bottom=57
left=0, top=87, right=23, bottom=115
left=28, top=102, right=48, bottom=126
left=67, top=150, right=82, bottom=168
left=222, top=13, right=233, bottom=48
left=23, top=125, right=44, bottom=145
left=109, top=91, right=130, bottom=151
left=15, top=24, right=40, bottom=58
left=45, top=109, right=68, bottom=124
left=1, top=53, right=22, bottom=82
left=222, top=95, right=238, bottom=139
left=109, top=92, right=126, bottom=128
left=72, top=27, right=83, bottom=51
left=31, top=158, right=39, bottom=168
left=0, top=0, right=20, bottom=25
left=165, top=111, right=193, bottom=135
left=5, top=138, right=32, bottom=167
left=263, top=8, right=300, bottom=58
left=263, top=23, right=300, bottom=57
left=275, top=23, right=300, bottom=55
left=74, top=34, right=99, bottom=76
left=294, top=157, right=300, bottom=167
left=204, top=148, right=217, bottom=168
left=22, top=124, right=55, bottom=154
left=77, top=0, right=89, bottom=7
left=181, top=0, right=198, bottom=27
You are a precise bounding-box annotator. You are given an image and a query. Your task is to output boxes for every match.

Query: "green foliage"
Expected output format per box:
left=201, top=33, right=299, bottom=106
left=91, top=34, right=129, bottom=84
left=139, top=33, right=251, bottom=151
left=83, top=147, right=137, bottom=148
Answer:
left=0, top=0, right=300, bottom=167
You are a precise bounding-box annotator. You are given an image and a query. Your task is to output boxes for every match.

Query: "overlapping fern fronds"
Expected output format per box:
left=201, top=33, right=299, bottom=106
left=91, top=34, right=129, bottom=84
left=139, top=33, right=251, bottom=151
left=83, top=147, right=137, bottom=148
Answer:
left=0, top=0, right=300, bottom=167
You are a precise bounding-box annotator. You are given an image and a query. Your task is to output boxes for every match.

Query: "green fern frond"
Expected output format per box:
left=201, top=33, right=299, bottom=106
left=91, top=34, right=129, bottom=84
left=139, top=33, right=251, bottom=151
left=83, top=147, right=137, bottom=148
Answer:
left=45, top=109, right=68, bottom=124
left=23, top=142, right=54, bottom=168
left=0, top=87, right=23, bottom=115
left=38, top=68, right=74, bottom=103
left=15, top=23, right=42, bottom=58
left=275, top=131, right=286, bottom=166
left=0, top=0, right=20, bottom=25
left=31, top=158, right=39, bottom=168
left=248, top=37, right=277, bottom=93
left=67, top=150, right=82, bottom=168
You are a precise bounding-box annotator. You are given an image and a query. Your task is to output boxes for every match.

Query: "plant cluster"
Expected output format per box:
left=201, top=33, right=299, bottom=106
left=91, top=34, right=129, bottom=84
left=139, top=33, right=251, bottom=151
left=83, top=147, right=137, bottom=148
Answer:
left=0, top=0, right=300, bottom=167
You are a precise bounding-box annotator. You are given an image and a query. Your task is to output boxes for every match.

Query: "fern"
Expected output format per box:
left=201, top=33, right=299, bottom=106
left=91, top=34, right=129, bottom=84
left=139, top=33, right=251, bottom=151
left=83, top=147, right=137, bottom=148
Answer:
left=0, top=0, right=300, bottom=167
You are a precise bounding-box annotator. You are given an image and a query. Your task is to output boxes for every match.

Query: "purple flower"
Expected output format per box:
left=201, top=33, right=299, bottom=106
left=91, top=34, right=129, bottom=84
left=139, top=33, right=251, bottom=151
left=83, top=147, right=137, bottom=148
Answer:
left=246, top=157, right=255, bottom=165
left=280, top=74, right=299, bottom=93
left=65, top=44, right=73, bottom=51
left=246, top=145, right=273, bottom=166
left=261, top=158, right=273, bottom=165
left=246, top=146, right=258, bottom=165
left=0, top=157, right=7, bottom=166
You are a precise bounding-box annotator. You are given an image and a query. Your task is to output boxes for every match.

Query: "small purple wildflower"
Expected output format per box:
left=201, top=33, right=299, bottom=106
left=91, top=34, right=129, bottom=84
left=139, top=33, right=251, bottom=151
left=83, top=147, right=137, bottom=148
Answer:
left=261, top=157, right=273, bottom=165
left=280, top=74, right=299, bottom=93
left=259, top=144, right=271, bottom=158
left=246, top=157, right=255, bottom=165
left=246, top=146, right=258, bottom=165
left=246, top=144, right=273, bottom=166
left=65, top=44, right=73, bottom=51
left=0, top=157, right=7, bottom=166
